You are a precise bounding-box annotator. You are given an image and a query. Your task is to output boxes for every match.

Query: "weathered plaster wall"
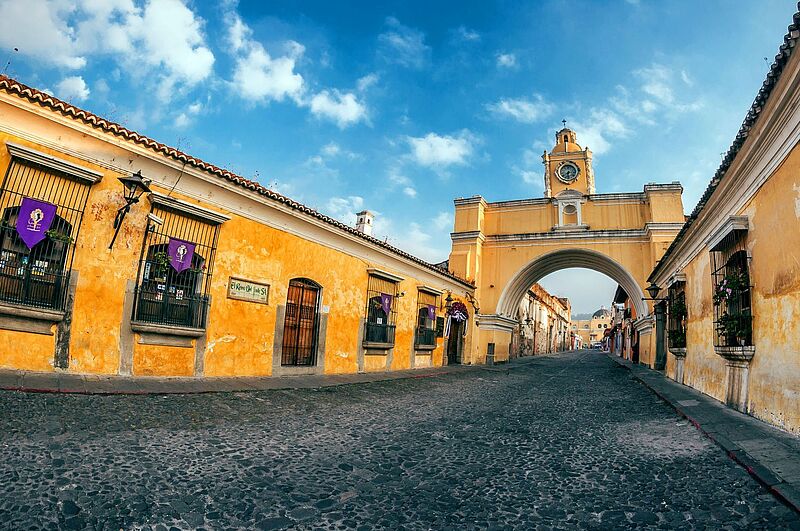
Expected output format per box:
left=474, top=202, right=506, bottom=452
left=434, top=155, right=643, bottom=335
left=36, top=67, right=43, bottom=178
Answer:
left=0, top=101, right=472, bottom=378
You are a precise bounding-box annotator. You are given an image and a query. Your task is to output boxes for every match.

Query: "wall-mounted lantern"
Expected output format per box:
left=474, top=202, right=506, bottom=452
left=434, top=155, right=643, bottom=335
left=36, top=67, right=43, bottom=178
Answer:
left=109, top=170, right=151, bottom=249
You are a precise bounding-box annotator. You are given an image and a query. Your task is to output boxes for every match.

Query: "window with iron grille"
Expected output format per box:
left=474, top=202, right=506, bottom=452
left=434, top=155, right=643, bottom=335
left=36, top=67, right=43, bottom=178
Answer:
left=132, top=204, right=219, bottom=329
left=363, top=274, right=398, bottom=346
left=667, top=282, right=687, bottom=348
left=710, top=231, right=752, bottom=347
left=282, top=278, right=321, bottom=366
left=415, top=289, right=439, bottom=348
left=0, top=158, right=92, bottom=310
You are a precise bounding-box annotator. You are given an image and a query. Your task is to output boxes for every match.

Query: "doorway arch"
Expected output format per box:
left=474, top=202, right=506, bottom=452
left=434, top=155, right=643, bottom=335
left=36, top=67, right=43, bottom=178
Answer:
left=496, top=248, right=648, bottom=319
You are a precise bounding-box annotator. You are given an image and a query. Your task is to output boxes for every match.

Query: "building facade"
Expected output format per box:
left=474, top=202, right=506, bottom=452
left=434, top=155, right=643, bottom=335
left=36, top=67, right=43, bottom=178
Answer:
left=0, top=76, right=476, bottom=378
left=573, top=306, right=612, bottom=347
left=510, top=283, right=572, bottom=357
left=647, top=15, right=800, bottom=434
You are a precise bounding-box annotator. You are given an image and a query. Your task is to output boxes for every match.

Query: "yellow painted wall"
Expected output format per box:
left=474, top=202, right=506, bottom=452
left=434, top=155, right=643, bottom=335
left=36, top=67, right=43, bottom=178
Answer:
left=0, top=105, right=471, bottom=378
left=673, top=141, right=800, bottom=433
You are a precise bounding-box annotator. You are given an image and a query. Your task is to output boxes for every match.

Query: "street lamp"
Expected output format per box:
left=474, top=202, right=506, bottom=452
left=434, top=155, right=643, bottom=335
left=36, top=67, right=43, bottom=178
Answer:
left=109, top=170, right=151, bottom=249
left=444, top=291, right=453, bottom=311
left=642, top=281, right=667, bottom=301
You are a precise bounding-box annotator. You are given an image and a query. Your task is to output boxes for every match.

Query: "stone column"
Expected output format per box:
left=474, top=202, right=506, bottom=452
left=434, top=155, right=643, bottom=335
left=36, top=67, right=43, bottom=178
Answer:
left=715, top=346, right=755, bottom=412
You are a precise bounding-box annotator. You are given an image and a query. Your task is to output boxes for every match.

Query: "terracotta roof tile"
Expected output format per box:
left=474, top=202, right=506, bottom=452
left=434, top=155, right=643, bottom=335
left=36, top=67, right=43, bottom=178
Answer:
left=0, top=75, right=473, bottom=288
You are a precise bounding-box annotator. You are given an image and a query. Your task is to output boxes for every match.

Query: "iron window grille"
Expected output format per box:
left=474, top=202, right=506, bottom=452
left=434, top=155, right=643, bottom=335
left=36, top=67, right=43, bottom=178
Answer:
left=364, top=274, right=398, bottom=346
left=667, top=282, right=687, bottom=348
left=414, top=290, right=440, bottom=348
left=710, top=230, right=752, bottom=347
left=0, top=159, right=91, bottom=311
left=132, top=204, right=219, bottom=329
left=281, top=278, right=321, bottom=366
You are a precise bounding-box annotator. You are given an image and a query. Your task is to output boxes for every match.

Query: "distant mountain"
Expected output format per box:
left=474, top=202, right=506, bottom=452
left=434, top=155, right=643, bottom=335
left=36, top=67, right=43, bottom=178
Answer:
left=572, top=313, right=593, bottom=321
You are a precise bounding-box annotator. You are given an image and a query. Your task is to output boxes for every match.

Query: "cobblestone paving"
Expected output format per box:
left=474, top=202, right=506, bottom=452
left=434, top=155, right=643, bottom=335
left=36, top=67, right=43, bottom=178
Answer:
left=0, top=350, right=798, bottom=530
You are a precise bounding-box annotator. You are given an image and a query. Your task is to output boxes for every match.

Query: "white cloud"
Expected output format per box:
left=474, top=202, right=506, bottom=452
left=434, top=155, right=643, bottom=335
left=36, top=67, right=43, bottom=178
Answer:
left=454, top=26, right=480, bottom=42
left=403, top=187, right=417, bottom=198
left=321, top=142, right=340, bottom=157
left=486, top=94, right=553, bottom=123
left=231, top=39, right=305, bottom=103
left=519, top=169, right=543, bottom=187
left=432, top=211, right=453, bottom=231
left=357, top=73, right=379, bottom=92
left=173, top=98, right=204, bottom=128
left=0, top=0, right=86, bottom=69
left=325, top=196, right=364, bottom=225
left=0, top=0, right=215, bottom=100
left=496, top=53, right=517, bottom=69
left=56, top=76, right=90, bottom=102
left=378, top=17, right=430, bottom=69
left=407, top=130, right=475, bottom=168
left=309, top=89, right=367, bottom=128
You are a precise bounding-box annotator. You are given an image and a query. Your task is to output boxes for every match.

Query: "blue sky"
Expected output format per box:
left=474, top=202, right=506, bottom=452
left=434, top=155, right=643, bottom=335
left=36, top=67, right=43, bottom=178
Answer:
left=0, top=0, right=795, bottom=312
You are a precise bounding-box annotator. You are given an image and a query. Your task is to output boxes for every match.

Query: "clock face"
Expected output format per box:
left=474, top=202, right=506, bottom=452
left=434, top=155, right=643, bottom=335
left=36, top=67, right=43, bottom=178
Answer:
left=557, top=162, right=579, bottom=183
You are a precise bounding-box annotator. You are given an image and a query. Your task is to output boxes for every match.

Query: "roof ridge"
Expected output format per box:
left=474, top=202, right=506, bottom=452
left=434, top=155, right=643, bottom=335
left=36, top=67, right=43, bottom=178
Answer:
left=0, top=75, right=473, bottom=288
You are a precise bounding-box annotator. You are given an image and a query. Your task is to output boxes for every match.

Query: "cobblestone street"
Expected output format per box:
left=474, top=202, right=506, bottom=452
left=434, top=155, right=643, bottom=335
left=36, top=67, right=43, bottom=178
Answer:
left=0, top=350, right=798, bottom=529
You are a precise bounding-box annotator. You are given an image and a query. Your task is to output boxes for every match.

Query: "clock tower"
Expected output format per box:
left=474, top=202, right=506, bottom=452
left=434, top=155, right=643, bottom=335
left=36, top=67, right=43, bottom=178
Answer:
left=542, top=125, right=595, bottom=197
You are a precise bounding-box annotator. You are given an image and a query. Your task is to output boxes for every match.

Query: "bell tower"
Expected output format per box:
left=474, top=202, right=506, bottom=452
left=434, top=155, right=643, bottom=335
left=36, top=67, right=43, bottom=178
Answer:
left=542, top=123, right=595, bottom=197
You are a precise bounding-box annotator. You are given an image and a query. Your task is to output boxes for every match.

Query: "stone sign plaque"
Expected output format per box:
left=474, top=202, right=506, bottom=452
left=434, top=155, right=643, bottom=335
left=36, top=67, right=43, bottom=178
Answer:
left=227, top=277, right=269, bottom=304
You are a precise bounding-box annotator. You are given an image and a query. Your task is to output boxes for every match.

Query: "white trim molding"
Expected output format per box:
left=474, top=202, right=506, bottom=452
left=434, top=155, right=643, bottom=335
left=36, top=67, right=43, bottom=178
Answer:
left=418, top=285, right=443, bottom=296
left=6, top=141, right=104, bottom=184
left=149, top=192, right=230, bottom=225
left=706, top=215, right=749, bottom=252
left=367, top=268, right=404, bottom=283
left=475, top=313, right=517, bottom=332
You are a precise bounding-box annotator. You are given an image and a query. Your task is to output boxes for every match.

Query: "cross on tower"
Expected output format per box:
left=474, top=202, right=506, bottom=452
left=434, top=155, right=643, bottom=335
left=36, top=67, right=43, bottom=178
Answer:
left=562, top=119, right=567, bottom=128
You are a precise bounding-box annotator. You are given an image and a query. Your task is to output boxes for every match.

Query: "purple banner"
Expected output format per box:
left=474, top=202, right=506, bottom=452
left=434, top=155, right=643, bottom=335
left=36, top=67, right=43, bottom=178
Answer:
left=167, top=237, right=196, bottom=273
left=380, top=292, right=393, bottom=315
left=16, top=197, right=57, bottom=249
left=427, top=304, right=436, bottom=320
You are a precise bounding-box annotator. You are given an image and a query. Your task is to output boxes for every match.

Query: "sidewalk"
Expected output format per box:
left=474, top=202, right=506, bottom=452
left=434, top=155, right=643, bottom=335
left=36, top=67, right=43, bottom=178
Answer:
left=0, top=356, right=540, bottom=396
left=609, top=353, right=800, bottom=515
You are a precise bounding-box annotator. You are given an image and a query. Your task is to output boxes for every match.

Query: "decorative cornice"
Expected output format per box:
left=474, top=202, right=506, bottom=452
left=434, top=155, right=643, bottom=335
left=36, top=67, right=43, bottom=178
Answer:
left=476, top=313, right=517, bottom=332
left=643, top=182, right=683, bottom=193
left=6, top=141, right=103, bottom=184
left=417, top=285, right=443, bottom=296
left=644, top=222, right=685, bottom=236
left=450, top=230, right=486, bottom=243
left=367, top=268, right=404, bottom=283
left=488, top=229, right=649, bottom=243
left=453, top=196, right=487, bottom=207
left=149, top=192, right=230, bottom=225
left=706, top=215, right=749, bottom=251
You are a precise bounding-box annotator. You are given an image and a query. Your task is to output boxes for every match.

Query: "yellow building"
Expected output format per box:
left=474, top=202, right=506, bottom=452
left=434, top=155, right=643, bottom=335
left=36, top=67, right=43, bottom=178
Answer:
left=647, top=19, right=800, bottom=433
left=573, top=307, right=612, bottom=347
left=448, top=127, right=685, bottom=366
left=0, top=75, right=475, bottom=378
left=511, top=283, right=572, bottom=357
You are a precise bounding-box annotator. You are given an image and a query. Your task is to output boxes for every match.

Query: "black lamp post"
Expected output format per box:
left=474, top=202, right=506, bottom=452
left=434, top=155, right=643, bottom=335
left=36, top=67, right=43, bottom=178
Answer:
left=444, top=292, right=453, bottom=311
left=109, top=170, right=151, bottom=249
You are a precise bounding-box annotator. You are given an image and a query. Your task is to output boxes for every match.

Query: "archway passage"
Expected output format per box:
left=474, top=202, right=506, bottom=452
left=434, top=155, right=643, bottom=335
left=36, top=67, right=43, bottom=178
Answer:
left=496, top=248, right=648, bottom=319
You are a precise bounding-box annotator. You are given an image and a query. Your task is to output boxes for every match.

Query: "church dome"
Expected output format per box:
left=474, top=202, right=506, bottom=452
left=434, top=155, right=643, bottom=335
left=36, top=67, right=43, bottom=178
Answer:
left=592, top=307, right=611, bottom=318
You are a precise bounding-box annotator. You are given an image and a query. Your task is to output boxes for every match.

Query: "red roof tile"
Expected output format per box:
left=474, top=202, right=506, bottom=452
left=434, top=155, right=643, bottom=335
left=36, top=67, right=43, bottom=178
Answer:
left=0, top=75, right=473, bottom=288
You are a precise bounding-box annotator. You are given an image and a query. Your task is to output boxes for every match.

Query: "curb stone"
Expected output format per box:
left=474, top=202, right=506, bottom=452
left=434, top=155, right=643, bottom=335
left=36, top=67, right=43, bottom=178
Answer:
left=608, top=353, right=800, bottom=515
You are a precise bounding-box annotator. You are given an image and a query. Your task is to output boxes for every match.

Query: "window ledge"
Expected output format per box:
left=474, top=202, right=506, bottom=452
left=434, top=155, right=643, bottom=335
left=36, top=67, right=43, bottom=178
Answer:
left=362, top=341, right=394, bottom=350
left=0, top=301, right=64, bottom=335
left=414, top=344, right=437, bottom=352
left=668, top=347, right=687, bottom=359
left=130, top=321, right=206, bottom=338
left=714, top=345, right=755, bottom=363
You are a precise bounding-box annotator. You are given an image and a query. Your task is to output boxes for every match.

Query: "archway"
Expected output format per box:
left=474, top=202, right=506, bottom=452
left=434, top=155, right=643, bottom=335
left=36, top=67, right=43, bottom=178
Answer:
left=496, top=248, right=648, bottom=319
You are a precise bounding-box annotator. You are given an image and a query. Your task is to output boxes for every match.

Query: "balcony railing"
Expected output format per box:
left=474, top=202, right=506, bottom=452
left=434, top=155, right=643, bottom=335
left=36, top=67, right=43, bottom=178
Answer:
left=414, top=327, right=436, bottom=348
left=132, top=287, right=209, bottom=329
left=364, top=321, right=395, bottom=346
